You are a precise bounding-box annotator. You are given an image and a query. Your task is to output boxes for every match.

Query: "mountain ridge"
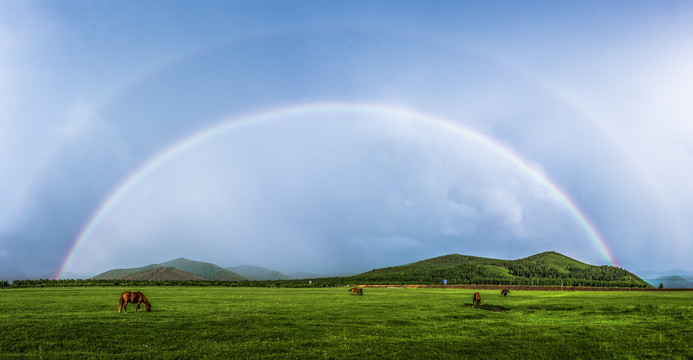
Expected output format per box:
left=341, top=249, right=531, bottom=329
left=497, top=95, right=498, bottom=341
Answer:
left=226, top=265, right=293, bottom=281
left=89, top=251, right=652, bottom=287
left=644, top=275, right=693, bottom=289
left=92, top=258, right=245, bottom=281
left=119, top=267, right=207, bottom=281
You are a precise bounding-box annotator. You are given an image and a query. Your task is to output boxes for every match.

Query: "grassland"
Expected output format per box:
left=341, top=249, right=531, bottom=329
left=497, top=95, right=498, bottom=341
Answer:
left=1, top=287, right=691, bottom=359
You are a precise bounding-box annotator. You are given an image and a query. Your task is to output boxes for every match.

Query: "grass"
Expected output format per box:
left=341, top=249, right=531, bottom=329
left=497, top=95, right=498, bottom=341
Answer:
left=1, top=287, right=691, bottom=359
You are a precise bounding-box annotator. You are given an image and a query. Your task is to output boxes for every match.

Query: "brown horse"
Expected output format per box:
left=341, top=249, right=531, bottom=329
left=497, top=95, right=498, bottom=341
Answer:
left=349, top=287, right=363, bottom=295
left=501, top=288, right=510, bottom=297
left=118, top=291, right=151, bottom=313
left=472, top=292, right=481, bottom=308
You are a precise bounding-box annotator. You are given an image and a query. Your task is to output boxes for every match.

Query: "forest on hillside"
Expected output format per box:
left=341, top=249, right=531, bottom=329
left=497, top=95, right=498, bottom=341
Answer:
left=6, top=264, right=647, bottom=288
left=350, top=263, right=644, bottom=288
left=4, top=252, right=651, bottom=288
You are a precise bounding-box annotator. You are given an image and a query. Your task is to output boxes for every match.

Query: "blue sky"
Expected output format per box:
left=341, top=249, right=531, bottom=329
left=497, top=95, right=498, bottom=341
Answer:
left=2, top=1, right=693, bottom=279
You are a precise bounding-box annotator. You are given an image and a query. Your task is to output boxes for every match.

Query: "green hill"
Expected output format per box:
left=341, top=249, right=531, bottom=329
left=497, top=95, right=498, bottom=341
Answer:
left=87, top=252, right=650, bottom=288
left=227, top=265, right=293, bottom=281
left=91, top=264, right=160, bottom=280
left=120, top=267, right=207, bottom=281
left=348, top=251, right=651, bottom=288
left=157, top=258, right=246, bottom=281
left=92, top=258, right=246, bottom=281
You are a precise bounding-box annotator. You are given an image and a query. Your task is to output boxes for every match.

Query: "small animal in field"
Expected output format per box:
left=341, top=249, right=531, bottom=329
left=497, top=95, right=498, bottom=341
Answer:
left=501, top=288, right=510, bottom=297
left=472, top=292, right=481, bottom=308
left=349, top=287, right=363, bottom=295
left=118, top=291, right=151, bottom=313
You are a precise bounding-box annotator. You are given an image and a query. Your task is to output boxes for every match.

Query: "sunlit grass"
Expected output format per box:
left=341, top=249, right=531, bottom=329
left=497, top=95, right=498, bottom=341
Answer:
left=1, top=287, right=691, bottom=358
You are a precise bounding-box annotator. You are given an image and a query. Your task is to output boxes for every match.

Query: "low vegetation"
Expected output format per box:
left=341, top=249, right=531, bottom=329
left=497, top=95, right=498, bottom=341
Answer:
left=0, top=287, right=690, bottom=358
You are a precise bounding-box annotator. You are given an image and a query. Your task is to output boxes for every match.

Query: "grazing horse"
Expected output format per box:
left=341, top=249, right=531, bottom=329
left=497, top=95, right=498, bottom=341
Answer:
left=501, top=288, right=510, bottom=297
left=349, top=287, right=363, bottom=295
left=472, top=292, right=481, bottom=308
left=118, top=291, right=151, bottom=313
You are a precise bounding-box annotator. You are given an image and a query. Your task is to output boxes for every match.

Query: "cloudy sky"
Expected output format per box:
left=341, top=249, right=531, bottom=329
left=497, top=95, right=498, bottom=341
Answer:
left=2, top=1, right=692, bottom=279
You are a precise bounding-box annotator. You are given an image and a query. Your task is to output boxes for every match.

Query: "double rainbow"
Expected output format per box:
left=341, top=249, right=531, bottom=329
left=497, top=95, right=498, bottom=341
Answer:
left=56, top=102, right=618, bottom=279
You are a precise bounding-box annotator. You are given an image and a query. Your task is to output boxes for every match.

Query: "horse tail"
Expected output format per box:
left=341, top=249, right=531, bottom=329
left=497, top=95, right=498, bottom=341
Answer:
left=118, top=293, right=124, bottom=312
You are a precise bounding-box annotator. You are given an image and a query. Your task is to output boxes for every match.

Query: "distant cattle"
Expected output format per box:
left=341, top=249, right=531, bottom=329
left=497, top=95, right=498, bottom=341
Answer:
left=472, top=292, right=481, bottom=308
left=349, top=287, right=363, bottom=295
left=501, top=288, right=510, bottom=297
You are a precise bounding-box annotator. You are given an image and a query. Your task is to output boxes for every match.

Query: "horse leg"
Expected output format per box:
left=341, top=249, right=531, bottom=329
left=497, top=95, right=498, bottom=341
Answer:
left=123, top=302, right=128, bottom=314
left=136, top=301, right=141, bottom=312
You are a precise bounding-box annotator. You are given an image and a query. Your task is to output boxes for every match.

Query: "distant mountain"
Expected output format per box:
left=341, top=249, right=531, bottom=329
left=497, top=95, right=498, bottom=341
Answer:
left=88, top=252, right=649, bottom=287
left=288, top=271, right=328, bottom=279
left=227, top=265, right=292, bottom=281
left=54, top=272, right=83, bottom=280
left=92, top=258, right=246, bottom=281
left=158, top=258, right=245, bottom=281
left=120, top=267, right=207, bottom=281
left=645, top=275, right=693, bottom=289
left=636, top=269, right=693, bottom=280
left=347, top=251, right=651, bottom=288
left=0, top=271, right=26, bottom=282
left=224, top=266, right=350, bottom=280
left=91, top=264, right=159, bottom=280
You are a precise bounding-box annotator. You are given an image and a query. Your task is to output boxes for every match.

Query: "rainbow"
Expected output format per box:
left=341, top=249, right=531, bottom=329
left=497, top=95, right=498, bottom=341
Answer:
left=56, top=102, right=618, bottom=278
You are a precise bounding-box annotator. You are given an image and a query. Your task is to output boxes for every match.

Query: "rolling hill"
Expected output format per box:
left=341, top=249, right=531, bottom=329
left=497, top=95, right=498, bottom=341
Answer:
left=92, top=258, right=246, bottom=281
left=119, top=267, right=207, bottom=281
left=224, top=266, right=342, bottom=280
left=646, top=275, right=693, bottom=289
left=348, top=251, right=652, bottom=288
left=226, top=265, right=293, bottom=281
left=89, top=251, right=651, bottom=288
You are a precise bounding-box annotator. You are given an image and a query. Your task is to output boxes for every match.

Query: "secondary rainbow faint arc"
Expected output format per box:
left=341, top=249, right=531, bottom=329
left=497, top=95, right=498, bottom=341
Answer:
left=57, top=102, right=618, bottom=278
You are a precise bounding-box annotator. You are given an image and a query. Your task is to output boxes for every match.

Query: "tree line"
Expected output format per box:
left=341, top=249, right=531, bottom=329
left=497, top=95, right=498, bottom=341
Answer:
left=3, top=277, right=647, bottom=288
left=3, top=258, right=648, bottom=289
left=506, top=263, right=634, bottom=282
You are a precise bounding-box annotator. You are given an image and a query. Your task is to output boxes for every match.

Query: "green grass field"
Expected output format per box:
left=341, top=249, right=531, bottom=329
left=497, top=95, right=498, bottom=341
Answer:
left=1, top=287, right=691, bottom=359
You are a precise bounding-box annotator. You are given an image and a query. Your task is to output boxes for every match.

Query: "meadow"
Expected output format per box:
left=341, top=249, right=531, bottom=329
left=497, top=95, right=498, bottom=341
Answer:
left=1, top=287, right=691, bottom=359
